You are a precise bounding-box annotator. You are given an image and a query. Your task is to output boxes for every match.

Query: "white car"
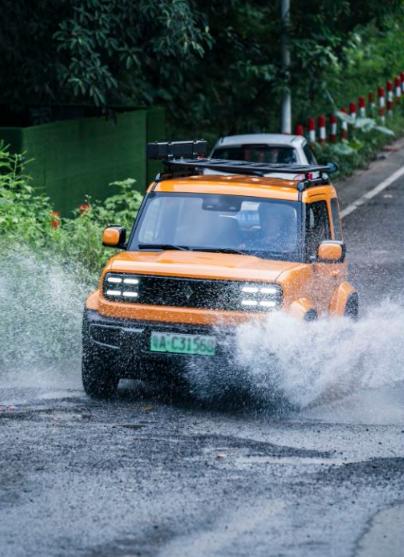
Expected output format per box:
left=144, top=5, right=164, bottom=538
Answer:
left=208, top=133, right=318, bottom=179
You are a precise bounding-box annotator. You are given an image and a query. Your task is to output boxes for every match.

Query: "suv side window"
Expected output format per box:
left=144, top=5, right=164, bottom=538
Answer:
left=306, top=201, right=331, bottom=258
left=330, top=197, right=342, bottom=240
left=303, top=144, right=317, bottom=164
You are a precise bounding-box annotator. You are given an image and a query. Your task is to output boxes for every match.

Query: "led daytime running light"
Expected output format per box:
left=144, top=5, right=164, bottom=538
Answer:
left=104, top=273, right=140, bottom=302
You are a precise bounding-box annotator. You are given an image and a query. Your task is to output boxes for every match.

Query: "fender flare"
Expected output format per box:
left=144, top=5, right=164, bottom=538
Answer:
left=329, top=282, right=359, bottom=317
left=289, top=298, right=318, bottom=321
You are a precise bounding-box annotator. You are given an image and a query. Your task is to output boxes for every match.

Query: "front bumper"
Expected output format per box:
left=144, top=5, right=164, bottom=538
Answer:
left=83, top=309, right=238, bottom=380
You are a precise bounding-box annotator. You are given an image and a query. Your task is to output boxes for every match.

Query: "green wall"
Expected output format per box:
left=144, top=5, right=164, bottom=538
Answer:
left=0, top=108, right=165, bottom=215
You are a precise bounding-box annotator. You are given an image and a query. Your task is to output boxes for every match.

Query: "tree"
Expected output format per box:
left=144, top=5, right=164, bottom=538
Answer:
left=0, top=0, right=210, bottom=117
left=0, top=0, right=403, bottom=135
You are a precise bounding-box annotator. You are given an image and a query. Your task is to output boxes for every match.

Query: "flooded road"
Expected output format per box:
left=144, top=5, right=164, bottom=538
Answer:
left=1, top=145, right=404, bottom=556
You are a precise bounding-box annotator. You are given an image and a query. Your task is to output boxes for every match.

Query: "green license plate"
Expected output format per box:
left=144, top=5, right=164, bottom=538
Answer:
left=150, top=331, right=216, bottom=356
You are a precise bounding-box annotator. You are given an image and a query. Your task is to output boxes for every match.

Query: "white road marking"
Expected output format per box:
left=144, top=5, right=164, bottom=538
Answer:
left=340, top=165, right=404, bottom=218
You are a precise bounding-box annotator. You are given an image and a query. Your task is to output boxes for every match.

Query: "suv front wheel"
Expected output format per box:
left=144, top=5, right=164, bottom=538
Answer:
left=344, top=293, right=359, bottom=320
left=82, top=343, right=119, bottom=399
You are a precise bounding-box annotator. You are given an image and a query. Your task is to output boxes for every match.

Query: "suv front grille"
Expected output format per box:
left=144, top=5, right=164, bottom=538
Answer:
left=103, top=273, right=282, bottom=312
left=137, top=276, right=241, bottom=310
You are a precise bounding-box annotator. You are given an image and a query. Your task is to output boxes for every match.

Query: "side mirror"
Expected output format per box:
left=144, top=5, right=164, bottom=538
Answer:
left=317, top=240, right=345, bottom=263
left=326, top=162, right=338, bottom=174
left=102, top=226, right=126, bottom=248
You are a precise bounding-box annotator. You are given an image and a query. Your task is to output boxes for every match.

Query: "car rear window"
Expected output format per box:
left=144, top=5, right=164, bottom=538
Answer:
left=212, top=145, right=297, bottom=164
left=303, top=144, right=317, bottom=164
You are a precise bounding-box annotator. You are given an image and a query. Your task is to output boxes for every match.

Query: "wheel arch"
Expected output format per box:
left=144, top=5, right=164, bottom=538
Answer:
left=329, top=281, right=358, bottom=317
left=288, top=298, right=318, bottom=320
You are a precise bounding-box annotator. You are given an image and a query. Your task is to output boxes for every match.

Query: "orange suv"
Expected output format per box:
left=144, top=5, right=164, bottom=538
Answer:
left=82, top=140, right=358, bottom=398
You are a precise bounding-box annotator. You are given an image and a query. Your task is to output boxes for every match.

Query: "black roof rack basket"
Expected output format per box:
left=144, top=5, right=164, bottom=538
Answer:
left=147, top=140, right=338, bottom=184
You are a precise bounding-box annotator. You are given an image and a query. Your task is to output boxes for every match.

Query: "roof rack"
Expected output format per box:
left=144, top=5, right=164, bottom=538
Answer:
left=148, top=140, right=208, bottom=160
left=147, top=141, right=338, bottom=188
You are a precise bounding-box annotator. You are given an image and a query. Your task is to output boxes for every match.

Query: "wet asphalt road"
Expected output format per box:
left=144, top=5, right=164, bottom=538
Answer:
left=1, top=146, right=404, bottom=557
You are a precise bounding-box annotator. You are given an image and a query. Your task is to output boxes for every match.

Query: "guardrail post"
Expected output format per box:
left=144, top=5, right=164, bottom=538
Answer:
left=358, top=96, right=366, bottom=118
left=378, top=86, right=386, bottom=124
left=308, top=117, right=316, bottom=143
left=295, top=123, right=304, bottom=136
left=349, top=102, right=357, bottom=121
left=329, top=114, right=337, bottom=142
left=318, top=115, right=326, bottom=143
left=340, top=107, right=348, bottom=140
left=394, top=76, right=402, bottom=104
left=386, top=80, right=394, bottom=117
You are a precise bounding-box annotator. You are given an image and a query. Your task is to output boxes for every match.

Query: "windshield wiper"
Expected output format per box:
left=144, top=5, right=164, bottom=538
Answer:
left=138, top=243, right=191, bottom=251
left=138, top=244, right=245, bottom=255
left=193, top=247, right=245, bottom=255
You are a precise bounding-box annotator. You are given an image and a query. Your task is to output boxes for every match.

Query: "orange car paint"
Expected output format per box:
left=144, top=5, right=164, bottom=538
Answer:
left=86, top=174, right=356, bottom=324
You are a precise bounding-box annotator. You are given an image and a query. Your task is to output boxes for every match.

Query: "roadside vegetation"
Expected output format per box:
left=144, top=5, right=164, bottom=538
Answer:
left=314, top=111, right=404, bottom=178
left=2, top=1, right=404, bottom=135
left=0, top=144, right=142, bottom=275
left=2, top=1, right=404, bottom=258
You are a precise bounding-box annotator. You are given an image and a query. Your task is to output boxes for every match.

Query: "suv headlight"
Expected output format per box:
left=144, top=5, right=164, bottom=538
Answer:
left=103, top=273, right=140, bottom=301
left=239, top=283, right=282, bottom=311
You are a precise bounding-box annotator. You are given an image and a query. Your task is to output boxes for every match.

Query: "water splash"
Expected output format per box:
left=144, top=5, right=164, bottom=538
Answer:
left=1, top=248, right=403, bottom=418
left=186, top=302, right=404, bottom=411
left=0, top=248, right=92, bottom=385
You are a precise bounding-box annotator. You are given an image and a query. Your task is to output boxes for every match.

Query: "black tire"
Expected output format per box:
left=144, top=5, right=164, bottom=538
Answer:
left=82, top=343, right=119, bottom=399
left=304, top=309, right=318, bottom=321
left=344, top=293, right=359, bottom=320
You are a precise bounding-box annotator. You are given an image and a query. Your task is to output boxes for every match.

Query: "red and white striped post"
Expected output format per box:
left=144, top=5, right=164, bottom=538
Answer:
left=349, top=101, right=357, bottom=121
left=308, top=117, right=316, bottom=143
left=318, top=114, right=326, bottom=143
left=378, top=86, right=386, bottom=124
left=368, top=92, right=376, bottom=116
left=358, top=96, right=366, bottom=118
left=340, top=107, right=348, bottom=140
left=294, top=123, right=304, bottom=136
left=386, top=80, right=394, bottom=117
left=394, top=76, right=401, bottom=103
left=329, top=113, right=337, bottom=142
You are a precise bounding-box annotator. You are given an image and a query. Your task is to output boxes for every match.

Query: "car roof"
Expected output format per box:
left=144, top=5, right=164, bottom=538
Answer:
left=152, top=175, right=300, bottom=201
left=151, top=175, right=336, bottom=203
left=213, top=134, right=306, bottom=148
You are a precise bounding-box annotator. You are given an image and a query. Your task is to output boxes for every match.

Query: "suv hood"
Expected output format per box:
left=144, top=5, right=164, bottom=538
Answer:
left=107, top=251, right=305, bottom=283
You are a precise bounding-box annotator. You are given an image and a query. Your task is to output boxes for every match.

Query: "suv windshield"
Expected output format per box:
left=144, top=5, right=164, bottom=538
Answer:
left=130, top=193, right=302, bottom=261
left=212, top=145, right=297, bottom=164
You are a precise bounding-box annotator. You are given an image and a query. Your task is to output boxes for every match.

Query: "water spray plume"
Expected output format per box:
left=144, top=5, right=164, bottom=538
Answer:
left=187, top=304, right=404, bottom=413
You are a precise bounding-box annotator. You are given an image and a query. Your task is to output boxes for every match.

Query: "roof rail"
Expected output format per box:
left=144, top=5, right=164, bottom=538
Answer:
left=147, top=140, right=338, bottom=186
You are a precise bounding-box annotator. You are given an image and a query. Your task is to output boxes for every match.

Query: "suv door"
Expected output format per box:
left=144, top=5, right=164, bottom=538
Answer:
left=306, top=200, right=342, bottom=313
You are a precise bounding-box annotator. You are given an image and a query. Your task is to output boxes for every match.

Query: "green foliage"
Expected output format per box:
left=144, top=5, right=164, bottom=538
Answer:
left=57, top=180, right=143, bottom=273
left=0, top=144, right=143, bottom=276
left=336, top=111, right=396, bottom=136
left=1, top=1, right=404, bottom=180
left=0, top=0, right=210, bottom=110
left=313, top=111, right=404, bottom=178
left=289, top=2, right=404, bottom=119
left=173, top=1, right=404, bottom=138
left=2, top=1, right=403, bottom=134
left=323, top=15, right=404, bottom=112
left=0, top=149, right=54, bottom=247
